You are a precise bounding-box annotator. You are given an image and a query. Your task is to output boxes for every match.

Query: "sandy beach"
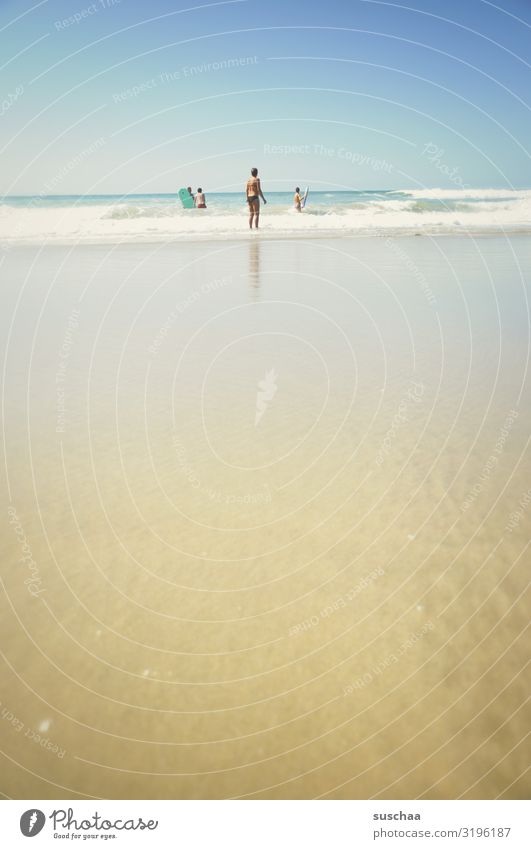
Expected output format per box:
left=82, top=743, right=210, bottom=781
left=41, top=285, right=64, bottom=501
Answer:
left=1, top=234, right=529, bottom=799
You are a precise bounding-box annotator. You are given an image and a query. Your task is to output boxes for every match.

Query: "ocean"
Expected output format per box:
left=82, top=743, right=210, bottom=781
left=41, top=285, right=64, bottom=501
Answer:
left=1, top=188, right=530, bottom=244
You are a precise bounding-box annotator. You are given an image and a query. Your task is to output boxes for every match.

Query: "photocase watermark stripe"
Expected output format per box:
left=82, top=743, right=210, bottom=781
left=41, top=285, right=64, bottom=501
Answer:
left=56, top=308, right=81, bottom=434
left=288, top=567, right=385, bottom=637
left=148, top=275, right=231, bottom=356
left=384, top=238, right=437, bottom=307
left=0, top=701, right=65, bottom=759
left=1, top=136, right=106, bottom=251
left=45, top=138, right=106, bottom=194
left=7, top=505, right=45, bottom=597
left=113, top=57, right=259, bottom=103
left=263, top=142, right=393, bottom=173
left=0, top=85, right=24, bottom=117
left=375, top=381, right=424, bottom=467
left=172, top=435, right=272, bottom=505
left=54, top=0, right=122, bottom=31
left=505, top=487, right=531, bottom=533
left=0, top=0, right=49, bottom=36
left=461, top=409, right=519, bottom=512
left=421, top=142, right=468, bottom=190
left=342, top=620, right=435, bottom=695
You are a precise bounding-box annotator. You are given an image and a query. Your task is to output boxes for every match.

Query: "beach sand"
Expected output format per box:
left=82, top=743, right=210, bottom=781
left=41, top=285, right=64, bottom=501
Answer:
left=1, top=235, right=529, bottom=799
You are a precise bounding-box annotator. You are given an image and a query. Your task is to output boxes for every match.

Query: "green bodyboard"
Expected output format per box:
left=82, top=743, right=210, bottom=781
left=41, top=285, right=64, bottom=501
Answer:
left=178, top=188, right=195, bottom=209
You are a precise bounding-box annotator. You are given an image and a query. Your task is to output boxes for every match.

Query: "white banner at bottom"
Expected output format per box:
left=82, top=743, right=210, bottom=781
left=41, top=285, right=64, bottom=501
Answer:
left=1, top=800, right=529, bottom=848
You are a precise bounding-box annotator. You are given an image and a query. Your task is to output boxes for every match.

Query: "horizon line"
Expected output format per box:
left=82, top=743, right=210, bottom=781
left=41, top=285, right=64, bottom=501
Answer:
left=3, top=186, right=530, bottom=199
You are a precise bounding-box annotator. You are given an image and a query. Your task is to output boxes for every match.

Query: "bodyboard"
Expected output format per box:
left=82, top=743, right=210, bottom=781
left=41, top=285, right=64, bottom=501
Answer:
left=178, top=188, right=195, bottom=209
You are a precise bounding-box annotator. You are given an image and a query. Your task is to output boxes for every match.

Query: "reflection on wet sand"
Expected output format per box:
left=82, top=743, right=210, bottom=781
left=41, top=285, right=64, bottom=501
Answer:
left=249, top=238, right=261, bottom=295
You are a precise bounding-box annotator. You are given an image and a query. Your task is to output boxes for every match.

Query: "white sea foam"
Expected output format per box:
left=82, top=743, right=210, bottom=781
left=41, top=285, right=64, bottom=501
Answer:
left=1, top=189, right=529, bottom=245
left=399, top=187, right=530, bottom=200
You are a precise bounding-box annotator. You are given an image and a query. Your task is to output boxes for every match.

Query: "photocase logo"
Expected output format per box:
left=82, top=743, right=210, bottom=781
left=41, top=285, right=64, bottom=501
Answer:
left=20, top=810, right=46, bottom=837
left=255, top=368, right=278, bottom=425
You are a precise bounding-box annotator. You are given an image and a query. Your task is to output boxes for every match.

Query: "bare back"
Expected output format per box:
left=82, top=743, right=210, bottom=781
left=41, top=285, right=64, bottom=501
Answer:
left=246, top=176, right=260, bottom=198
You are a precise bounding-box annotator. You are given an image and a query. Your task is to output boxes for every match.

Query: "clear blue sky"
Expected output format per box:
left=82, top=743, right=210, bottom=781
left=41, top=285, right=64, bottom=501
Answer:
left=1, top=0, right=530, bottom=194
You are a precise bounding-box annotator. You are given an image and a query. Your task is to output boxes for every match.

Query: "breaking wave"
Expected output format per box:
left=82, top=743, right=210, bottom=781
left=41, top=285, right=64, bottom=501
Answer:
left=1, top=188, right=530, bottom=245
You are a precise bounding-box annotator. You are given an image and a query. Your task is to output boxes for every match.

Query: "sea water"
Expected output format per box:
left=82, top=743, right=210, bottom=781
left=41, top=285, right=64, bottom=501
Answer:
left=1, top=188, right=530, bottom=244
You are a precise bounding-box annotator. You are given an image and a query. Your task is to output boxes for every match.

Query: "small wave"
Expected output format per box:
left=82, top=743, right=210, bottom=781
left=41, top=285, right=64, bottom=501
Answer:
left=102, top=205, right=178, bottom=220
left=103, top=205, right=142, bottom=220
left=403, top=187, right=529, bottom=201
left=1, top=189, right=529, bottom=244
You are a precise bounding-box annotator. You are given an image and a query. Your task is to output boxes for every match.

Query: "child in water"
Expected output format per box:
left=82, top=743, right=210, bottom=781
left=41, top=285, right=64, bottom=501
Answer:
left=195, top=188, right=206, bottom=209
left=294, top=187, right=302, bottom=212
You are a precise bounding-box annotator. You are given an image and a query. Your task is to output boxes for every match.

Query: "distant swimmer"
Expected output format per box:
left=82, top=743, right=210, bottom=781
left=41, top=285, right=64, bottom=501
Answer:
left=294, top=186, right=302, bottom=212
left=246, top=167, right=267, bottom=229
left=195, top=188, right=206, bottom=208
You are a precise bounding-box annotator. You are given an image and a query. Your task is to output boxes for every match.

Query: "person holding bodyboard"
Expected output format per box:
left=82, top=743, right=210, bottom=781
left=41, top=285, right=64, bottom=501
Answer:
left=293, top=186, right=309, bottom=211
left=178, top=187, right=195, bottom=209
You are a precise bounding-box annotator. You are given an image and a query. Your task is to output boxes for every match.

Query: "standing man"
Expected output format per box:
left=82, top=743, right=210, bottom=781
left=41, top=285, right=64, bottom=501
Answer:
left=195, top=188, right=207, bottom=208
left=246, top=167, right=267, bottom=229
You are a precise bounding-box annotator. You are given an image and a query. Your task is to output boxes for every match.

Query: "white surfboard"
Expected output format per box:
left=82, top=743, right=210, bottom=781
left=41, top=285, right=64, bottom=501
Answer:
left=301, top=187, right=309, bottom=208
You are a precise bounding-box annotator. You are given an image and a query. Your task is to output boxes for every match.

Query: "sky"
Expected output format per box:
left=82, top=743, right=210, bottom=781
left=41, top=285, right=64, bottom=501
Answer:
left=1, top=0, right=530, bottom=194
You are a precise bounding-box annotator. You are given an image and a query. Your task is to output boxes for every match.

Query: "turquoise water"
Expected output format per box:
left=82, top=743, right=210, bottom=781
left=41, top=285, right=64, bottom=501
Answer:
left=0, top=188, right=524, bottom=212
left=1, top=188, right=529, bottom=242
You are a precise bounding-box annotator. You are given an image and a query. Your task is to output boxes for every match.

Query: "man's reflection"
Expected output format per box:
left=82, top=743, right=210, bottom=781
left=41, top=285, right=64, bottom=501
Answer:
left=249, top=239, right=261, bottom=295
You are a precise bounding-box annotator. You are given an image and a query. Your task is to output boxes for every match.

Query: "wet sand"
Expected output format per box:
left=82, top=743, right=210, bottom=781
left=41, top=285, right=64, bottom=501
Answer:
left=1, top=235, right=529, bottom=799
